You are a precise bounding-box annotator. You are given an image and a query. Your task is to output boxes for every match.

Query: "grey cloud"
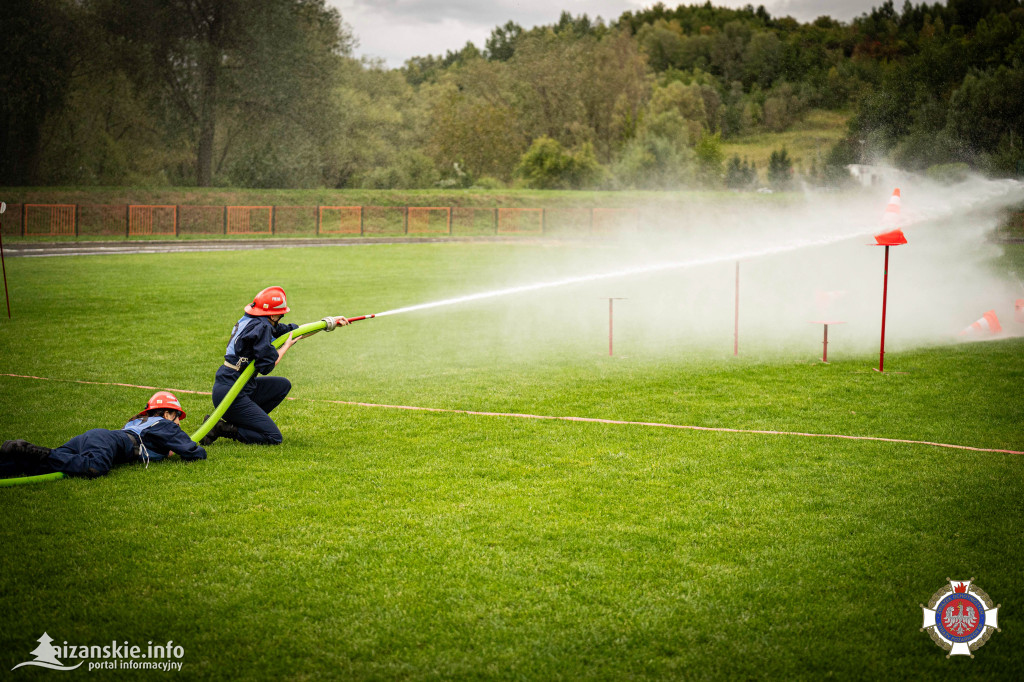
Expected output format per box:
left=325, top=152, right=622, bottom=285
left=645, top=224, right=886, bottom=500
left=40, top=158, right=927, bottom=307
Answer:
left=335, top=0, right=883, bottom=67
left=344, top=0, right=643, bottom=30
left=762, top=0, right=880, bottom=22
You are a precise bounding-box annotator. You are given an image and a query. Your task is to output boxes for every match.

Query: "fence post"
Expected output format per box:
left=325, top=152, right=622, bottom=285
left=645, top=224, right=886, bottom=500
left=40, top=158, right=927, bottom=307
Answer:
left=316, top=205, right=320, bottom=235
left=125, top=205, right=130, bottom=238
left=359, top=206, right=364, bottom=236
left=174, top=205, right=179, bottom=237
left=74, top=204, right=80, bottom=237
left=271, top=206, right=276, bottom=235
left=22, top=204, right=26, bottom=236
left=448, top=207, right=452, bottom=235
left=404, top=206, right=409, bottom=235
left=223, top=206, right=227, bottom=235
left=493, top=208, right=498, bottom=235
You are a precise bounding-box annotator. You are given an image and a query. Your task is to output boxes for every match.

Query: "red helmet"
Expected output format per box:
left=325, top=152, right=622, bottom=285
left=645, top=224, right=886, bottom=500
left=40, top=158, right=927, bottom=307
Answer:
left=136, top=391, right=186, bottom=420
left=244, top=286, right=290, bottom=317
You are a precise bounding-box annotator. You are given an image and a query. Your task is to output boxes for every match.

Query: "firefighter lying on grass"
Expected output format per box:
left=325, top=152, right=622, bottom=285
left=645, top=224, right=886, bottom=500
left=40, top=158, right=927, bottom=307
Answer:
left=1, top=391, right=206, bottom=479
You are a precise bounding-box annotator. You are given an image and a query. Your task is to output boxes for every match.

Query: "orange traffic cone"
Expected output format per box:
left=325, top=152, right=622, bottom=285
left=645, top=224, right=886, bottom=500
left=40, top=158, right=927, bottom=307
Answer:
left=873, top=188, right=907, bottom=245
left=960, top=310, right=1002, bottom=336
left=874, top=228, right=907, bottom=245
left=1016, top=299, right=1024, bottom=324
left=882, top=187, right=901, bottom=225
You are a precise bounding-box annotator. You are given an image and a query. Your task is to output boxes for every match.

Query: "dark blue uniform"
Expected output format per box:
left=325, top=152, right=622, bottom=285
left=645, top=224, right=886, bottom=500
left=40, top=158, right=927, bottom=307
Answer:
left=211, top=314, right=298, bottom=445
left=29, top=417, right=205, bottom=479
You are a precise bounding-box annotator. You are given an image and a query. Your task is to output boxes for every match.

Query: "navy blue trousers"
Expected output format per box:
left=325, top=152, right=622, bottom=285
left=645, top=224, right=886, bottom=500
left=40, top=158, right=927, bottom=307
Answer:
left=212, top=376, right=291, bottom=445
left=44, top=429, right=133, bottom=478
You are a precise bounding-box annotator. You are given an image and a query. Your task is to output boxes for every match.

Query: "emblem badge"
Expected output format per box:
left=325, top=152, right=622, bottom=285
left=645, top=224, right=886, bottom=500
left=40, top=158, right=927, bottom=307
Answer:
left=921, top=578, right=1000, bottom=657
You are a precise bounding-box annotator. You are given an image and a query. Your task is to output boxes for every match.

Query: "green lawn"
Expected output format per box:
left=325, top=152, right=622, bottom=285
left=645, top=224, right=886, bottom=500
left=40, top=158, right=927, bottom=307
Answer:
left=0, top=243, right=1021, bottom=679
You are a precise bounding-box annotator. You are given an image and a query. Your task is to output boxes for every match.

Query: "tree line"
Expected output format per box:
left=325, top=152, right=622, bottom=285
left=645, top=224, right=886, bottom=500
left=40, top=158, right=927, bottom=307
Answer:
left=2, top=0, right=1022, bottom=190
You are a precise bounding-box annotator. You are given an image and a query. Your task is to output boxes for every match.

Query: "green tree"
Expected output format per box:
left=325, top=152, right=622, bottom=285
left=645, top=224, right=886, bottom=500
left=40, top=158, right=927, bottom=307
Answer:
left=612, top=133, right=693, bottom=189
left=636, top=19, right=685, bottom=71
left=742, top=31, right=782, bottom=89
left=647, top=81, right=709, bottom=147
left=0, top=0, right=83, bottom=184
left=485, top=21, right=524, bottom=61
left=767, top=147, right=793, bottom=189
left=724, top=154, right=757, bottom=189
left=425, top=61, right=526, bottom=182
left=579, top=30, right=650, bottom=160
left=945, top=66, right=1024, bottom=174
left=95, top=0, right=351, bottom=186
left=694, top=132, right=724, bottom=187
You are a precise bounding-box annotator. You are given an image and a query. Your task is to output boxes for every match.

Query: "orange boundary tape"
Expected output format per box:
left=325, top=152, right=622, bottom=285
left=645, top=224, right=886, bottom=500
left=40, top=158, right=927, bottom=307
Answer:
left=1, top=373, right=1021, bottom=455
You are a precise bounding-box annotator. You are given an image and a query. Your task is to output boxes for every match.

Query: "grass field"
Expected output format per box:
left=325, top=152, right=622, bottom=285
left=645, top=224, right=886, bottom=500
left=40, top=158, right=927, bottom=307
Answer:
left=1, top=242, right=1022, bottom=679
left=720, top=109, right=852, bottom=175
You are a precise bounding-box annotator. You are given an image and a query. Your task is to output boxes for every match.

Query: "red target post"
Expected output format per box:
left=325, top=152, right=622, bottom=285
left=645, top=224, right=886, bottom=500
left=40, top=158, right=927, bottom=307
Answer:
left=734, top=261, right=740, bottom=356
left=871, top=189, right=907, bottom=373
left=604, top=298, right=626, bottom=356
left=809, top=321, right=845, bottom=363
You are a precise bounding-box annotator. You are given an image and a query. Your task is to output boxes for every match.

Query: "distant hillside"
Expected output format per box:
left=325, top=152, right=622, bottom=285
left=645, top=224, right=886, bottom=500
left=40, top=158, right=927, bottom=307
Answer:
left=3, top=1, right=1022, bottom=189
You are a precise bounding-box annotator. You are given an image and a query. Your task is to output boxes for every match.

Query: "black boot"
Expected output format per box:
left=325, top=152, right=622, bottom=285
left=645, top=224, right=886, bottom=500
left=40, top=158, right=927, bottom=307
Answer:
left=0, top=439, right=23, bottom=458
left=1, top=440, right=25, bottom=478
left=1, top=439, right=52, bottom=460
left=218, top=421, right=240, bottom=441
left=200, top=417, right=240, bottom=446
left=199, top=416, right=218, bottom=446
left=1, top=439, right=53, bottom=477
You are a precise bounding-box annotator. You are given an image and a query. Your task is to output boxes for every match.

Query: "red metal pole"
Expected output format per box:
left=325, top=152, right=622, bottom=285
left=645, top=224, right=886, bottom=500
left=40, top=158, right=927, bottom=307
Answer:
left=878, top=245, right=890, bottom=373
left=609, top=298, right=614, bottom=356
left=0, top=218, right=10, bottom=318
left=822, top=324, right=828, bottom=363
left=734, top=261, right=740, bottom=356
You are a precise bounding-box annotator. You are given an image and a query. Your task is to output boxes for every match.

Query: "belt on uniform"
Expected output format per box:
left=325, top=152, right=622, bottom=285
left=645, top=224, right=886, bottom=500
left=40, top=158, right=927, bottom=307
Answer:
left=223, top=357, right=250, bottom=371
left=124, top=430, right=150, bottom=467
left=125, top=431, right=142, bottom=458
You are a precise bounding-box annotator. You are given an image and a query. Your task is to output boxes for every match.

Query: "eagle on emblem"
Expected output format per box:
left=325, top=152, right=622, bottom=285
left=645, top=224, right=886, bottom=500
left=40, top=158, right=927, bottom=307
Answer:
left=943, top=603, right=978, bottom=636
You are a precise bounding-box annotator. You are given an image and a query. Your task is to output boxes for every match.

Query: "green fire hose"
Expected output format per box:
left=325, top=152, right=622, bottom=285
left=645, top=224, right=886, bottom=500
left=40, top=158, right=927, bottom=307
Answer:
left=0, top=471, right=65, bottom=487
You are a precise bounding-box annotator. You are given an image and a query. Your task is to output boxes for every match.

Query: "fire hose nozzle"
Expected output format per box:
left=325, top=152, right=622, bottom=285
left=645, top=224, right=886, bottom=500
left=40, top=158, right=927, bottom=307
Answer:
left=319, top=313, right=376, bottom=329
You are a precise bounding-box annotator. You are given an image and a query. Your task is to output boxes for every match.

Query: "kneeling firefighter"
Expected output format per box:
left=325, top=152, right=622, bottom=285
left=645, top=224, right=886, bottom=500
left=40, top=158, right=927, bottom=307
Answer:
left=202, top=286, right=348, bottom=446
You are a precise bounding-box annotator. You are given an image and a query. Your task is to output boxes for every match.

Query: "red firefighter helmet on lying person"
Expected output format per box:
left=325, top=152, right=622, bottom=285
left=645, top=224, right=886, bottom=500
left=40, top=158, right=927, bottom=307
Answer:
left=136, top=391, right=186, bottom=420
left=244, top=286, right=290, bottom=317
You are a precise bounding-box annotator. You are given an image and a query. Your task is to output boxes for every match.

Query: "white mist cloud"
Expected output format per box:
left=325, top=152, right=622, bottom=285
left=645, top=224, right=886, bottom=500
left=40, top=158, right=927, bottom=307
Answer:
left=441, top=177, right=1024, bottom=360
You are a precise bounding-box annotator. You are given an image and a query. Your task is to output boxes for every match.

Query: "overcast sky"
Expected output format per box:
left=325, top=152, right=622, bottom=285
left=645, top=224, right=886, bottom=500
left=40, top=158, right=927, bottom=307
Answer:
left=328, top=1, right=885, bottom=68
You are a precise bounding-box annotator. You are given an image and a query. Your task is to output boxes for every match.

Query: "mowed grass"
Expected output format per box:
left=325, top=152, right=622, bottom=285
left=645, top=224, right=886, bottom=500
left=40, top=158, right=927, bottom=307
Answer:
left=0, top=243, right=1022, bottom=679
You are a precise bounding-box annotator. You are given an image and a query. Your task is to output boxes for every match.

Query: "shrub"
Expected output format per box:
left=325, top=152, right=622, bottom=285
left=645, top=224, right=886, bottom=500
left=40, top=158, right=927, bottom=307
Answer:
left=515, top=137, right=608, bottom=189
